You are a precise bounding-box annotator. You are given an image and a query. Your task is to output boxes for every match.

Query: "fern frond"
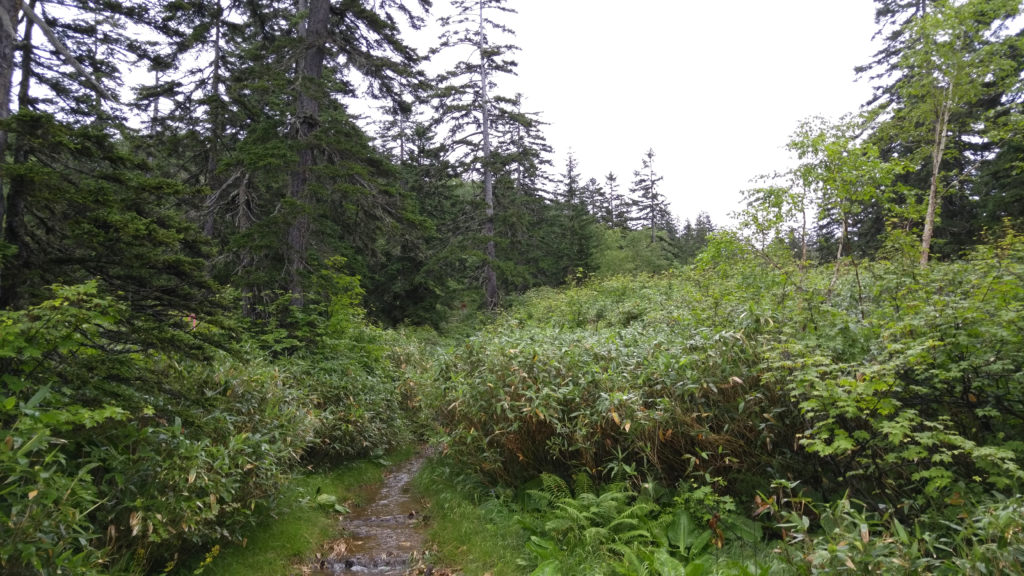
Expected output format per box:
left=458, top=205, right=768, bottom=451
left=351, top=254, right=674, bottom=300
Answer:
left=573, top=471, right=595, bottom=496
left=607, top=517, right=643, bottom=533
left=583, top=525, right=612, bottom=545
left=615, top=529, right=654, bottom=545
left=540, top=472, right=572, bottom=500
left=553, top=501, right=589, bottom=526
left=608, top=543, right=650, bottom=576
left=596, top=490, right=632, bottom=512
left=544, top=516, right=575, bottom=537
left=526, top=488, right=554, bottom=509
left=621, top=501, right=659, bottom=520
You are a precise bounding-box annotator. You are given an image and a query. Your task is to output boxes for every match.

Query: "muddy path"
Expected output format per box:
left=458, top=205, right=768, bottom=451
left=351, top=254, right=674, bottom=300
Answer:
left=307, top=453, right=431, bottom=575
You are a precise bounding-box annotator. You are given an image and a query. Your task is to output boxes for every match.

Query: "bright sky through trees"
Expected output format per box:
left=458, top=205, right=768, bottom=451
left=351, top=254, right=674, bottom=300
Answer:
left=481, top=0, right=880, bottom=225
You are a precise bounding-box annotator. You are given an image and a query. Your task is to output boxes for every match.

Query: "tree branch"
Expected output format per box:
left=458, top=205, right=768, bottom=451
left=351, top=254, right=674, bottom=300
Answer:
left=19, top=2, right=117, bottom=102
left=0, top=6, right=14, bottom=39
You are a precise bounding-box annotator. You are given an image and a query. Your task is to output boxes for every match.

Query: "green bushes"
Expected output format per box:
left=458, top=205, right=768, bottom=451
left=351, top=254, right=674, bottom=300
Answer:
left=517, top=474, right=765, bottom=575
left=423, top=231, right=1024, bottom=572
left=766, top=236, right=1024, bottom=508
left=1, top=398, right=110, bottom=575
left=0, top=277, right=421, bottom=574
left=85, top=360, right=318, bottom=573
left=0, top=286, right=312, bottom=574
left=433, top=252, right=798, bottom=489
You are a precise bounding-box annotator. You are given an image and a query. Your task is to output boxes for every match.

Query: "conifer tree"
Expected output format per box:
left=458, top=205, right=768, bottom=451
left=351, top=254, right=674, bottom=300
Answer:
left=553, top=152, right=596, bottom=279
left=492, top=98, right=560, bottom=290
left=678, top=212, right=715, bottom=263
left=600, top=172, right=630, bottom=228
left=628, top=148, right=671, bottom=242
left=141, top=0, right=430, bottom=312
left=432, top=0, right=523, bottom=309
left=581, top=177, right=602, bottom=218
left=494, top=94, right=552, bottom=197
left=559, top=151, right=582, bottom=205
left=0, top=0, right=167, bottom=305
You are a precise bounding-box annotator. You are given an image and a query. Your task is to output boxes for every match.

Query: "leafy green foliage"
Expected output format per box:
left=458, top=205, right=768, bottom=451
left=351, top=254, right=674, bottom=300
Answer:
left=0, top=261, right=423, bottom=573
left=511, top=473, right=766, bottom=575
left=592, top=227, right=683, bottom=276
left=0, top=281, right=316, bottom=573
left=431, top=242, right=792, bottom=488
left=422, top=228, right=1024, bottom=572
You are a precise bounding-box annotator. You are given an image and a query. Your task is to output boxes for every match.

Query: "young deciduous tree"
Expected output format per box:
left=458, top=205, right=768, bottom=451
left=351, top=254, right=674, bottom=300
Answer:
left=788, top=116, right=902, bottom=288
left=737, top=180, right=807, bottom=256
left=862, top=0, right=1023, bottom=265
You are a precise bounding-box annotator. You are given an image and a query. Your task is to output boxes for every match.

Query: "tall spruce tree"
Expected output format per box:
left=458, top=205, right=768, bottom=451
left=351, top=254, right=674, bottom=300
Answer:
left=0, top=0, right=227, bottom=346
left=494, top=94, right=552, bottom=197
left=600, top=171, right=630, bottom=228
left=628, top=148, right=671, bottom=242
left=283, top=0, right=428, bottom=303
left=678, top=212, right=715, bottom=263
left=491, top=97, right=560, bottom=290
left=141, top=0, right=430, bottom=313
left=581, top=177, right=602, bottom=217
left=432, top=0, right=522, bottom=310
left=553, top=152, right=596, bottom=279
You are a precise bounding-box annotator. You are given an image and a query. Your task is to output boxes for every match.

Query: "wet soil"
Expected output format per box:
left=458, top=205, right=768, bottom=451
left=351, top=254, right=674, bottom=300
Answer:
left=307, top=453, right=429, bottom=575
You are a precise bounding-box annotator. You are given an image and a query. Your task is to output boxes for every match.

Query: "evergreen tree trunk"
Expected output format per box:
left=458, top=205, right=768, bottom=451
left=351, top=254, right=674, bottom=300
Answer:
left=0, top=3, right=34, bottom=307
left=920, top=88, right=952, bottom=267
left=478, top=1, right=498, bottom=310
left=287, top=0, right=329, bottom=306
left=17, top=1, right=33, bottom=113
left=0, top=0, right=16, bottom=304
left=202, top=16, right=225, bottom=238
left=648, top=162, right=656, bottom=243
left=235, top=174, right=259, bottom=318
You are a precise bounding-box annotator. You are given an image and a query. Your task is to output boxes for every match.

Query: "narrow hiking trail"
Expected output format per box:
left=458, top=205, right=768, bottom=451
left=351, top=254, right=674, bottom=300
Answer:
left=307, top=453, right=433, bottom=575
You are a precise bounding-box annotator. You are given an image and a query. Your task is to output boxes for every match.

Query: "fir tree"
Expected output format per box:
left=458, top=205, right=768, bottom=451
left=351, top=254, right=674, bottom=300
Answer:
left=432, top=0, right=524, bottom=309
left=628, top=148, right=671, bottom=243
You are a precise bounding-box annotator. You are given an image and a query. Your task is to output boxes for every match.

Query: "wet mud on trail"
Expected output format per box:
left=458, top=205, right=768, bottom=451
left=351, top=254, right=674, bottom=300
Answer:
left=306, top=452, right=432, bottom=575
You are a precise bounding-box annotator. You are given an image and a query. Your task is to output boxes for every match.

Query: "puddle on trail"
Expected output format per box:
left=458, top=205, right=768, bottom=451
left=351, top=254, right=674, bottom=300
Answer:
left=307, top=453, right=428, bottom=575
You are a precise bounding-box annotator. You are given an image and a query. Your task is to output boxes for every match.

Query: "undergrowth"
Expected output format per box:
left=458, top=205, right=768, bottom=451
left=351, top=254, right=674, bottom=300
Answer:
left=0, top=265, right=427, bottom=574
left=415, top=230, right=1024, bottom=574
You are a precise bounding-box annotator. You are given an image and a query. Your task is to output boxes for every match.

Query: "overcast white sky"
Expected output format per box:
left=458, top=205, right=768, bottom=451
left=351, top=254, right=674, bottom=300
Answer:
left=418, top=0, right=882, bottom=226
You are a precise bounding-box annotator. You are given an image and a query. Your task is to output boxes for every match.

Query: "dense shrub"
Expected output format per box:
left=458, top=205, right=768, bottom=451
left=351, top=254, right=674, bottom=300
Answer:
left=424, top=231, right=1024, bottom=571
left=431, top=240, right=804, bottom=489
left=0, top=283, right=316, bottom=574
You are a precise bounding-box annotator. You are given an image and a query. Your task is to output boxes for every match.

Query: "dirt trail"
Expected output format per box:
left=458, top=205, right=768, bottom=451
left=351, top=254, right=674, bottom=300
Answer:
left=308, top=453, right=429, bottom=575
